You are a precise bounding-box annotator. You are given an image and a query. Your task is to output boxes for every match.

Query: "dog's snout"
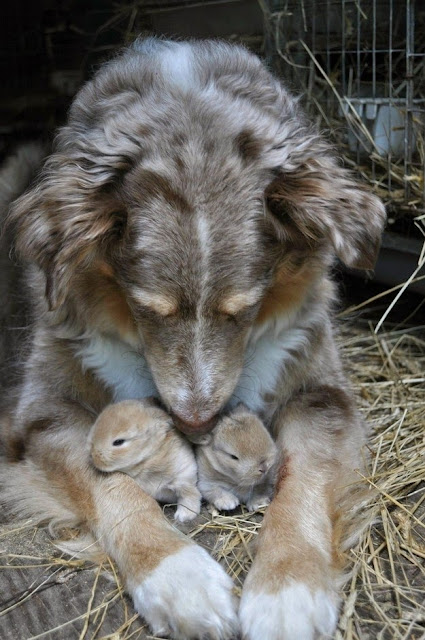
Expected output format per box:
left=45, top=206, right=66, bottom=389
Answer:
left=173, top=413, right=218, bottom=435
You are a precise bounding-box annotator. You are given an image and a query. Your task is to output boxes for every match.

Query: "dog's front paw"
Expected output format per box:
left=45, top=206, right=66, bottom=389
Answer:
left=131, top=545, right=238, bottom=639
left=240, top=580, right=339, bottom=640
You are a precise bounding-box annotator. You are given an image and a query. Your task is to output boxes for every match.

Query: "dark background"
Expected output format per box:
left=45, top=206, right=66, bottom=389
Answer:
left=0, top=0, right=262, bottom=152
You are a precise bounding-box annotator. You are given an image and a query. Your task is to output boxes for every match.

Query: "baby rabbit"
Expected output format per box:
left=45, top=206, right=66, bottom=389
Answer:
left=88, top=399, right=201, bottom=523
left=196, top=404, right=277, bottom=512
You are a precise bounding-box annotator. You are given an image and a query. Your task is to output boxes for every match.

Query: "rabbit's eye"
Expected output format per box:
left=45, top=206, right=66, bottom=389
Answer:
left=229, top=453, right=239, bottom=461
left=112, top=438, right=126, bottom=447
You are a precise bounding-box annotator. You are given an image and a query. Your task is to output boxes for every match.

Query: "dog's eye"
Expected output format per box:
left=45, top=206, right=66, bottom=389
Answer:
left=220, top=307, right=258, bottom=327
left=218, top=290, right=263, bottom=320
left=131, top=290, right=178, bottom=319
left=112, top=438, right=126, bottom=447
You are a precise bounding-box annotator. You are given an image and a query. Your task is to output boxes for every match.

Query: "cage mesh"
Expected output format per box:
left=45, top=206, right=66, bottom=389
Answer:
left=262, top=0, right=425, bottom=215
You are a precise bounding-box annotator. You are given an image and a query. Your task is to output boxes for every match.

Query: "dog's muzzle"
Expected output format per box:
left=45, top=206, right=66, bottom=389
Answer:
left=172, top=414, right=218, bottom=436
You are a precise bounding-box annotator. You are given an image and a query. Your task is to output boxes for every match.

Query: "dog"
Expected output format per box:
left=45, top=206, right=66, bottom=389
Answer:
left=0, top=38, right=385, bottom=639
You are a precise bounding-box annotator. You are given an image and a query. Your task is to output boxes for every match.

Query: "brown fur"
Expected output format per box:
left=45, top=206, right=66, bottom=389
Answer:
left=78, top=264, right=138, bottom=340
left=245, top=387, right=371, bottom=600
left=0, top=38, right=385, bottom=640
left=196, top=405, right=277, bottom=511
left=89, top=399, right=201, bottom=523
left=255, top=262, right=317, bottom=324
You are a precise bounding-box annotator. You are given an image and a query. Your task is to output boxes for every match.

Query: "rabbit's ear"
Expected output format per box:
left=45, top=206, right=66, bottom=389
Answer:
left=229, top=403, right=249, bottom=416
left=187, top=433, right=213, bottom=446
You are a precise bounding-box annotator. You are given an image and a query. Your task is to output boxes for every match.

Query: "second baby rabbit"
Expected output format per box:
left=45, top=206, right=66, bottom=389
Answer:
left=89, top=399, right=201, bottom=523
left=196, top=404, right=277, bottom=512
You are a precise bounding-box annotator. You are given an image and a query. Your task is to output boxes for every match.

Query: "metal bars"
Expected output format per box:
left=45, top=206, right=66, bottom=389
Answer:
left=263, top=0, right=425, bottom=213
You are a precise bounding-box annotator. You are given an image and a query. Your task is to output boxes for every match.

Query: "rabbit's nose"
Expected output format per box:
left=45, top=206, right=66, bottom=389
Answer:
left=258, top=460, right=268, bottom=474
left=91, top=448, right=106, bottom=468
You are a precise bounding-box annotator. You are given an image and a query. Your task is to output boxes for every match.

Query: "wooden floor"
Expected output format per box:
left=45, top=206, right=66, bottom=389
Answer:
left=0, top=509, right=147, bottom=639
left=0, top=503, right=221, bottom=640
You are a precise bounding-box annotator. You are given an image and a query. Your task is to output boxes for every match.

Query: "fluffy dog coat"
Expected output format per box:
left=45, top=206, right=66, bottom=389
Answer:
left=0, top=38, right=386, bottom=640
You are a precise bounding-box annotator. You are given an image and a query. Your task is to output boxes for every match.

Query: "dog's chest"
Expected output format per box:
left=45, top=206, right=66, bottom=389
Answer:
left=77, top=322, right=309, bottom=410
left=77, top=335, right=159, bottom=401
left=228, top=322, right=311, bottom=413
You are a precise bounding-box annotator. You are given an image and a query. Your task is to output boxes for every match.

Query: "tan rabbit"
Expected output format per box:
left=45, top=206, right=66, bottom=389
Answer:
left=88, top=399, right=201, bottom=523
left=195, top=405, right=277, bottom=512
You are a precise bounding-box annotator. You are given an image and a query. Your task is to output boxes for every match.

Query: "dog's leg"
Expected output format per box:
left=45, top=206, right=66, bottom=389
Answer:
left=9, top=405, right=238, bottom=640
left=240, top=386, right=369, bottom=640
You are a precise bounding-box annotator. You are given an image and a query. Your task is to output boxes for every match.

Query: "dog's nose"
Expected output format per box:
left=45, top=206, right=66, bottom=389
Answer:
left=173, top=413, right=218, bottom=435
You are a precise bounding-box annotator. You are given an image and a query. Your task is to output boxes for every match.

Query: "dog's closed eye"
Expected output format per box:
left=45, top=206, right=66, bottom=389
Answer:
left=218, top=289, right=263, bottom=316
left=131, top=290, right=178, bottom=317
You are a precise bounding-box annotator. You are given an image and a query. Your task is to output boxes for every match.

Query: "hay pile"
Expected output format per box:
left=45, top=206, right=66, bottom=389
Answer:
left=297, top=38, right=425, bottom=217
left=1, top=300, right=424, bottom=639
left=335, top=314, right=425, bottom=639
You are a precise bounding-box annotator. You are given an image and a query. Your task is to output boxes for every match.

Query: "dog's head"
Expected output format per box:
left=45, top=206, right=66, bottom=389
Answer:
left=10, top=40, right=386, bottom=434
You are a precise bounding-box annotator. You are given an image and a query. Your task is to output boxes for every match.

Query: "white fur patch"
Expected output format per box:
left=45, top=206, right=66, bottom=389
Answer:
left=192, top=319, right=216, bottom=400
left=197, top=215, right=210, bottom=249
left=77, top=334, right=158, bottom=401
left=132, top=545, right=238, bottom=639
left=160, top=43, right=195, bottom=92
left=228, top=317, right=312, bottom=412
left=197, top=215, right=211, bottom=295
left=185, top=214, right=215, bottom=401
left=240, top=582, right=339, bottom=640
left=331, top=227, right=358, bottom=264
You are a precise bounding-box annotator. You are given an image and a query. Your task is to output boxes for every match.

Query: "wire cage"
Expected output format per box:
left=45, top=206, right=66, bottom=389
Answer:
left=262, top=0, right=425, bottom=219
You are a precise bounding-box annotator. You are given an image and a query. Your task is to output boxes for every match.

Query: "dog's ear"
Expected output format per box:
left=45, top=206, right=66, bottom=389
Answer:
left=9, top=156, right=127, bottom=309
left=265, top=155, right=386, bottom=270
